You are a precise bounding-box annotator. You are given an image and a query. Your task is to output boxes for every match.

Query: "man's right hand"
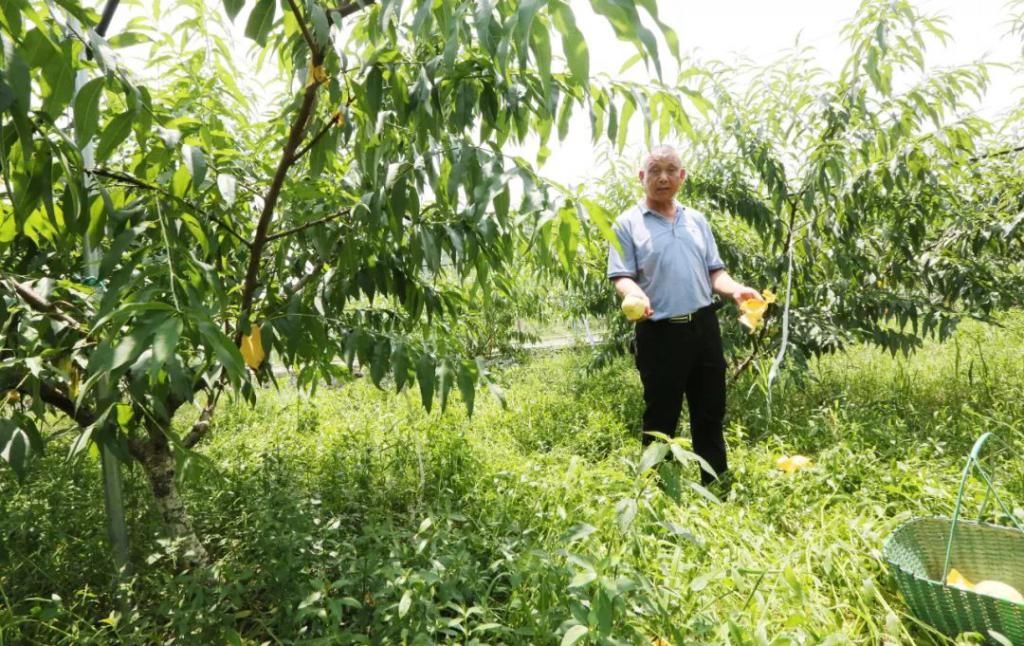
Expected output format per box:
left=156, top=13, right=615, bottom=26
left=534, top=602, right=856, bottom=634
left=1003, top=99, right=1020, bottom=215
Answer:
left=613, top=278, right=654, bottom=320
left=621, top=293, right=653, bottom=321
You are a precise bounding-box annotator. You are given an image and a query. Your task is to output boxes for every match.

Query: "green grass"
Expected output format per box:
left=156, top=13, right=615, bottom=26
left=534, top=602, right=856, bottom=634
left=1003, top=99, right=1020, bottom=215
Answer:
left=2, top=315, right=1023, bottom=644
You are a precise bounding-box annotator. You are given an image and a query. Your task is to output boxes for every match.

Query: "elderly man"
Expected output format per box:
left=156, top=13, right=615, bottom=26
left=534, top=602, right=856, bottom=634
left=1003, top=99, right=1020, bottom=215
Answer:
left=607, top=145, right=760, bottom=488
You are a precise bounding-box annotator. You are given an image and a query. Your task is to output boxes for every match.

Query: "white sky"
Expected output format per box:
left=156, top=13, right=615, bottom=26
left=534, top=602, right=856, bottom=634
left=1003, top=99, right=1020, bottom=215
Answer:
left=105, top=0, right=1022, bottom=185
left=541, top=0, right=1022, bottom=185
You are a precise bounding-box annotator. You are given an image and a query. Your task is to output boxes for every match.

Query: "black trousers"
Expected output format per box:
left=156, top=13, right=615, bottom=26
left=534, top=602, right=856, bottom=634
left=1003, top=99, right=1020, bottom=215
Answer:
left=634, top=306, right=727, bottom=485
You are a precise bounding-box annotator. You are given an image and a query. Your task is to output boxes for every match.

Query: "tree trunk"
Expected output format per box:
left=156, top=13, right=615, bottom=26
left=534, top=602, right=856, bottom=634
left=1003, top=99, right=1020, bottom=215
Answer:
left=134, top=434, right=209, bottom=567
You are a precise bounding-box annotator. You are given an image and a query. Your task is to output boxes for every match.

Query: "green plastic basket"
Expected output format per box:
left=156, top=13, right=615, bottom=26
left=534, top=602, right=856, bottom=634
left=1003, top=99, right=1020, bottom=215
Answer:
left=883, top=433, right=1024, bottom=644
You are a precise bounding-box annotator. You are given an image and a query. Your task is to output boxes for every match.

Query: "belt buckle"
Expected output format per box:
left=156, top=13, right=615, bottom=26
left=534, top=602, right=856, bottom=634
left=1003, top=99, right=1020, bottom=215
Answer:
left=669, top=313, right=694, bottom=324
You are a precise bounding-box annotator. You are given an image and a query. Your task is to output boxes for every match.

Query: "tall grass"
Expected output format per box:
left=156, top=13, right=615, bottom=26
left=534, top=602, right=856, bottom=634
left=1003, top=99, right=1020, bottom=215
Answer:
left=1, top=314, right=1022, bottom=644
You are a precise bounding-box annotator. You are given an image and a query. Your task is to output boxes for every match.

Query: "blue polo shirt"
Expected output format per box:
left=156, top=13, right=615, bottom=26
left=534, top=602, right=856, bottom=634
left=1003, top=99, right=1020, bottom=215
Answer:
left=607, top=203, right=725, bottom=321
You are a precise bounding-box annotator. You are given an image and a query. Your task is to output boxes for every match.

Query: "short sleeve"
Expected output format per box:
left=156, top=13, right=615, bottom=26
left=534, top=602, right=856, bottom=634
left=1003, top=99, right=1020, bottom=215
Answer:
left=607, top=219, right=636, bottom=280
left=700, top=216, right=725, bottom=272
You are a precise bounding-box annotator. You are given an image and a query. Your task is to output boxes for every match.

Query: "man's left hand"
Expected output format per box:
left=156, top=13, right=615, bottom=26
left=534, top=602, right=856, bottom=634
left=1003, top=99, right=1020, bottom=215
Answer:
left=732, top=286, right=761, bottom=304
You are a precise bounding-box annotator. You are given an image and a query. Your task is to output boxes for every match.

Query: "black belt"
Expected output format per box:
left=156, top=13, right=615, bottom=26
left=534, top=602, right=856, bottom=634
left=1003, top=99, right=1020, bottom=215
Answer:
left=667, top=312, right=697, bottom=323
left=646, top=304, right=717, bottom=325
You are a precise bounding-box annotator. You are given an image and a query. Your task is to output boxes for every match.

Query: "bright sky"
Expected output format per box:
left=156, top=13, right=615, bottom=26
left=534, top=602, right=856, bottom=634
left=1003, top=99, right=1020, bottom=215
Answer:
left=541, top=0, right=1022, bottom=185
left=105, top=0, right=1022, bottom=186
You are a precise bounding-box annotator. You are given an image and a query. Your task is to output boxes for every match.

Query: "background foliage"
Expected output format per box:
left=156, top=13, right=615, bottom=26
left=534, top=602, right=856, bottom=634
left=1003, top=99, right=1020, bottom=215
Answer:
left=2, top=0, right=1023, bottom=642
left=2, top=315, right=1023, bottom=643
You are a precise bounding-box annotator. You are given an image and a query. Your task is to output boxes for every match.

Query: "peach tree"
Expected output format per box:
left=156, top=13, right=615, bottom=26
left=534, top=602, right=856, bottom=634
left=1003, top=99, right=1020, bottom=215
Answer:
left=560, top=0, right=1023, bottom=376
left=0, top=0, right=679, bottom=564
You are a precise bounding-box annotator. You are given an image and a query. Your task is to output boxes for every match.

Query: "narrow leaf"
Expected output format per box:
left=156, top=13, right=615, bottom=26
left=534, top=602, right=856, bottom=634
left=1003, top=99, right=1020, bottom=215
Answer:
left=398, top=590, right=412, bottom=618
left=561, top=625, right=588, bottom=646
left=416, top=352, right=435, bottom=412
left=223, top=0, right=244, bottom=20
left=245, top=0, right=276, bottom=47
left=638, top=441, right=668, bottom=473
left=456, top=361, right=476, bottom=416
left=182, top=144, right=207, bottom=190
left=95, top=112, right=134, bottom=163
left=73, top=77, right=104, bottom=147
left=217, top=173, right=237, bottom=206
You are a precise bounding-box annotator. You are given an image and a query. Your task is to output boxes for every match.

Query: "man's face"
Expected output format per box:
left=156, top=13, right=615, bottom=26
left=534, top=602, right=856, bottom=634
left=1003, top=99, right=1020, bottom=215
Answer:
left=639, top=153, right=686, bottom=201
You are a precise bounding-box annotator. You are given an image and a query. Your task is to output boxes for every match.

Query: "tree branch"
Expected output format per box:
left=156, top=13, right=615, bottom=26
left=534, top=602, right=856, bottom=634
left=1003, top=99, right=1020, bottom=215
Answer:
left=293, top=112, right=343, bottom=164
left=84, top=0, right=120, bottom=60
left=968, top=144, right=1024, bottom=163
left=2, top=371, right=98, bottom=429
left=2, top=277, right=85, bottom=331
left=266, top=208, right=351, bottom=242
left=289, top=260, right=326, bottom=293
left=88, top=168, right=252, bottom=248
left=182, top=391, right=220, bottom=449
left=38, top=381, right=97, bottom=427
left=285, top=0, right=320, bottom=58
left=729, top=335, right=763, bottom=385
left=236, top=48, right=326, bottom=345
left=329, top=0, right=378, bottom=20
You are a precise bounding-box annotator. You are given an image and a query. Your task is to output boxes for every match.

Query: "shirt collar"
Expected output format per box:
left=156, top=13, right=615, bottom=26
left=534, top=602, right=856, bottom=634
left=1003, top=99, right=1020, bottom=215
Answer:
left=640, top=202, right=683, bottom=220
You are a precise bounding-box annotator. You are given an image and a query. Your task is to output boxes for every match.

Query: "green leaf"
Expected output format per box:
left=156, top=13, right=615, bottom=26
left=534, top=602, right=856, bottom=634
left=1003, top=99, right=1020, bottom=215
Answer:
left=669, top=443, right=716, bottom=478
left=245, top=0, right=276, bottom=47
left=493, top=185, right=510, bottom=221
left=657, top=461, right=682, bottom=503
left=363, top=66, right=383, bottom=120
left=100, top=222, right=148, bottom=278
left=530, top=23, right=553, bottom=98
left=392, top=342, right=409, bottom=392
left=0, top=0, right=23, bottom=39
left=298, top=590, right=322, bottom=610
left=73, top=77, right=105, bottom=147
left=989, top=631, right=1014, bottom=646
left=111, top=313, right=172, bottom=371
left=116, top=404, right=134, bottom=428
left=634, top=0, right=675, bottom=60
left=560, top=624, right=588, bottom=646
left=180, top=214, right=209, bottom=255
left=0, top=81, right=13, bottom=112
left=687, top=480, right=721, bottom=504
left=589, top=0, right=664, bottom=77
left=40, top=45, right=75, bottom=117
left=568, top=569, right=597, bottom=588
left=638, top=442, right=668, bottom=473
left=614, top=498, right=637, bottom=532
left=217, top=173, right=237, bottom=206
left=197, top=319, right=246, bottom=387
left=0, top=418, right=41, bottom=480
left=397, top=590, right=412, bottom=618
left=223, top=0, right=244, bottom=21
left=564, top=523, right=597, bottom=544
left=107, top=32, right=152, bottom=48
left=474, top=0, right=494, bottom=54
left=95, top=112, right=135, bottom=163
left=593, top=588, right=613, bottom=634
left=550, top=3, right=589, bottom=82
left=370, top=338, right=389, bottom=386
left=438, top=360, right=452, bottom=412
left=614, top=94, right=630, bottom=151
left=171, top=164, right=191, bottom=198
left=311, top=4, right=330, bottom=48
left=456, top=361, right=476, bottom=416
left=152, top=317, right=182, bottom=365
left=416, top=352, right=435, bottom=412
left=6, top=52, right=33, bottom=168
left=21, top=28, right=57, bottom=67
left=412, top=0, right=433, bottom=36
left=515, top=0, right=546, bottom=47
left=182, top=144, right=207, bottom=190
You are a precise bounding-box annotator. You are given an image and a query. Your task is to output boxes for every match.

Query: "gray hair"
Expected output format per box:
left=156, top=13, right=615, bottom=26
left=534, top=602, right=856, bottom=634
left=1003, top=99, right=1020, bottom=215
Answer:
left=641, top=145, right=682, bottom=170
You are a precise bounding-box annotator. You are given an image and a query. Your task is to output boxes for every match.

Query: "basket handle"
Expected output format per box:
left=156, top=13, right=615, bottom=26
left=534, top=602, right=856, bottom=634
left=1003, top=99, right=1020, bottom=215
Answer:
left=941, top=432, right=1024, bottom=585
